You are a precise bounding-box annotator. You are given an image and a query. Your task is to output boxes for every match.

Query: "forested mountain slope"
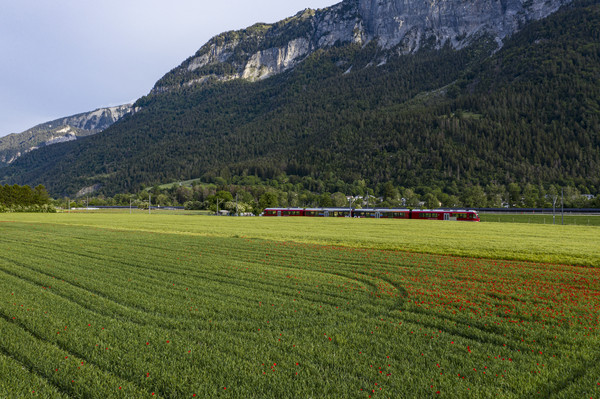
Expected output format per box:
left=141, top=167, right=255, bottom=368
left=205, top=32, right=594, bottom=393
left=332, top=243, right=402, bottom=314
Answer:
left=1, top=0, right=598, bottom=196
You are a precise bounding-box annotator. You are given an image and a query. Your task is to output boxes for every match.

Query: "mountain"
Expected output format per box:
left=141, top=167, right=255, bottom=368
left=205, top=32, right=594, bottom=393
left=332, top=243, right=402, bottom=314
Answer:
left=0, top=104, right=134, bottom=167
left=2, top=0, right=599, bottom=197
left=154, top=0, right=568, bottom=91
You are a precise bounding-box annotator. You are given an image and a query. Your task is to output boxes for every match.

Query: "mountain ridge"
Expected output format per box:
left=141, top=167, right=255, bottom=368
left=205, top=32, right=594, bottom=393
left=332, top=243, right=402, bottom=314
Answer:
left=0, top=104, right=135, bottom=167
left=154, top=0, right=570, bottom=92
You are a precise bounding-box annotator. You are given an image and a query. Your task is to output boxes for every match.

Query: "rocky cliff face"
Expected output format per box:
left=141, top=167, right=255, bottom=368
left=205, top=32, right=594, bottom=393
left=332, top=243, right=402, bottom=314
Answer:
left=153, top=0, right=570, bottom=92
left=357, top=0, right=568, bottom=50
left=0, top=104, right=135, bottom=166
left=50, top=104, right=134, bottom=132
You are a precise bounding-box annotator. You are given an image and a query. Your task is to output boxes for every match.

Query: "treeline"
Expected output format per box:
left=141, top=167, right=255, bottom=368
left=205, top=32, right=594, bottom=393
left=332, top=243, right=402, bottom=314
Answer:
left=0, top=184, right=55, bottom=213
left=58, top=176, right=600, bottom=214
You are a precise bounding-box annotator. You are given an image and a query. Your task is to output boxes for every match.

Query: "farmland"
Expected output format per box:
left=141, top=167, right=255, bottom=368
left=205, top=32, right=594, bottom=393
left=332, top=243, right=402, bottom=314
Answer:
left=1, top=214, right=600, bottom=397
left=3, top=212, right=600, bottom=267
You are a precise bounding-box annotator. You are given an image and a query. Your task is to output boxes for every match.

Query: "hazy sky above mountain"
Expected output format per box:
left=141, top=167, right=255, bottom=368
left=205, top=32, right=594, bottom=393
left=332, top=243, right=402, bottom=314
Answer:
left=0, top=0, right=338, bottom=137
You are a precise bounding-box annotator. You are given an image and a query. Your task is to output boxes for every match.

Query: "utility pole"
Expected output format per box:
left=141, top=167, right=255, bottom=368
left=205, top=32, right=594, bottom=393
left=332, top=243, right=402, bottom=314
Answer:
left=552, top=194, right=558, bottom=225
left=561, top=188, right=564, bottom=225
left=348, top=197, right=355, bottom=218
left=149, top=193, right=151, bottom=215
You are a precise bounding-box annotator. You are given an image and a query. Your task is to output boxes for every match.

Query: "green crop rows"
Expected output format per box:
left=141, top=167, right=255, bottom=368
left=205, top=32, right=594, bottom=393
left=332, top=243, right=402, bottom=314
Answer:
left=1, top=219, right=600, bottom=397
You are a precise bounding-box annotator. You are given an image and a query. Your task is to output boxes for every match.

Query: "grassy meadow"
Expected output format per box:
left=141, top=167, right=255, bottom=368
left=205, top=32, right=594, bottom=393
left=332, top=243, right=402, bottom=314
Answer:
left=1, top=213, right=599, bottom=397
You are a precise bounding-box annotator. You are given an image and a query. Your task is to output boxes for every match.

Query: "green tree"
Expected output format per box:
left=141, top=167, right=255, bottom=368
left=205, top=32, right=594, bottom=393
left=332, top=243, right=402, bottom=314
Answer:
left=258, top=192, right=279, bottom=210
left=318, top=193, right=333, bottom=207
left=403, top=189, right=421, bottom=208
left=331, top=192, right=348, bottom=207
left=382, top=181, right=399, bottom=201
left=444, top=195, right=461, bottom=207
left=535, top=185, right=547, bottom=208
left=216, top=190, right=234, bottom=202
left=508, top=183, right=522, bottom=207
left=423, top=193, right=440, bottom=209
left=32, top=185, right=50, bottom=205
left=461, top=185, right=487, bottom=208
left=485, top=184, right=507, bottom=208
left=156, top=194, right=172, bottom=206
left=175, top=186, right=193, bottom=205
left=522, top=184, right=538, bottom=208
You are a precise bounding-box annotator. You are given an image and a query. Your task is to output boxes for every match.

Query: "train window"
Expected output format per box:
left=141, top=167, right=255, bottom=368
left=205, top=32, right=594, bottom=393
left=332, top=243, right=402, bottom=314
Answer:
left=381, top=212, right=406, bottom=218
left=418, top=213, right=438, bottom=218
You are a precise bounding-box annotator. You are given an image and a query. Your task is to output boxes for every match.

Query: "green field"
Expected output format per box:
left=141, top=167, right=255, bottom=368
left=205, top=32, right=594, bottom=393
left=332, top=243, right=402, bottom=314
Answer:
left=480, top=213, right=600, bottom=226
left=1, top=214, right=599, bottom=397
left=3, top=212, right=600, bottom=267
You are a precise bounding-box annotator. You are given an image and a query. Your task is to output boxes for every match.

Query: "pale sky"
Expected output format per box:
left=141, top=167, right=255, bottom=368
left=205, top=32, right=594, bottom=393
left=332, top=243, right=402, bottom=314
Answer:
left=0, top=0, right=339, bottom=137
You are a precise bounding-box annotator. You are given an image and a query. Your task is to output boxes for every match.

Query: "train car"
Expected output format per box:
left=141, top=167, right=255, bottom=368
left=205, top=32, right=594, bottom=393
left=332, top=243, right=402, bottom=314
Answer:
left=410, top=210, right=445, bottom=220
left=378, top=209, right=411, bottom=219
left=448, top=210, right=480, bottom=221
left=303, top=208, right=325, bottom=217
left=353, top=208, right=411, bottom=218
left=352, top=208, right=379, bottom=218
left=262, top=208, right=352, bottom=217
left=304, top=208, right=351, bottom=217
left=410, top=209, right=480, bottom=221
left=323, top=208, right=353, bottom=217
left=262, top=208, right=305, bottom=217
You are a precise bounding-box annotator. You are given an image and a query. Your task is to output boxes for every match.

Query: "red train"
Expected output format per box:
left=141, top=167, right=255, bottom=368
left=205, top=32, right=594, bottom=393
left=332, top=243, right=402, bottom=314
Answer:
left=262, top=208, right=480, bottom=221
